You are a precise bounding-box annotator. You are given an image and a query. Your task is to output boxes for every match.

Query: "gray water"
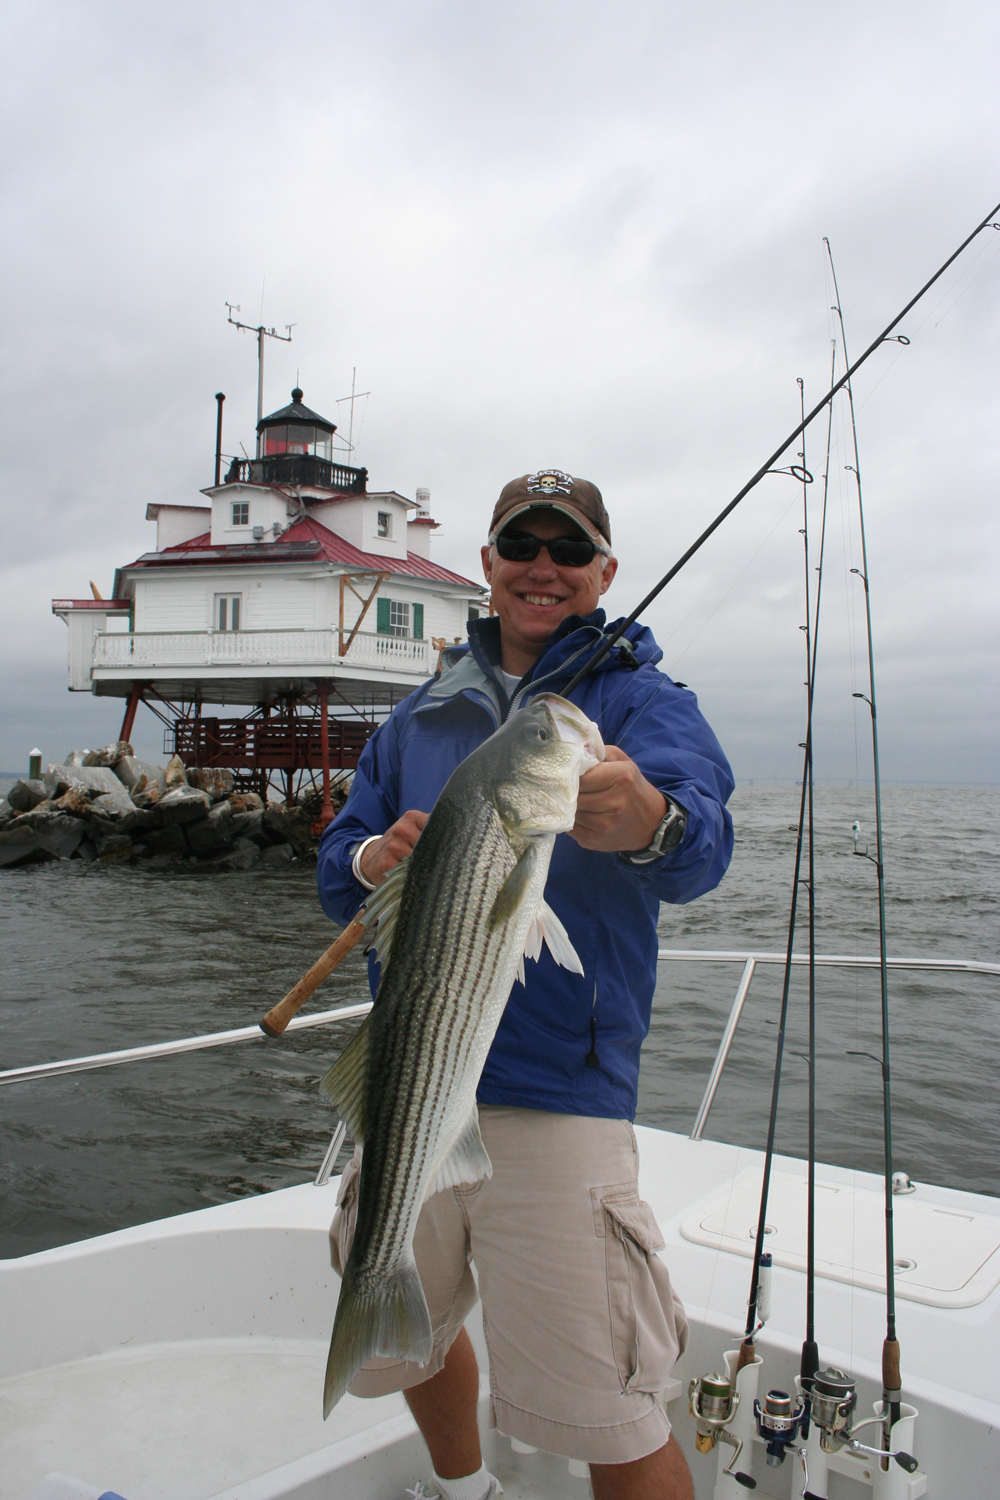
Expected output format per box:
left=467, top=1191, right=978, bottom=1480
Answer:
left=1, top=784, right=997, bottom=1259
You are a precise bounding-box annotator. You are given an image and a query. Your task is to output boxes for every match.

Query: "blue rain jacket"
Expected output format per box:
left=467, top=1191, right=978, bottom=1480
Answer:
left=317, top=610, right=734, bottom=1120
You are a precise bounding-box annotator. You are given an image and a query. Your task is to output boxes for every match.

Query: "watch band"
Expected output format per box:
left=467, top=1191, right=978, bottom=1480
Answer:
left=619, top=797, right=687, bottom=866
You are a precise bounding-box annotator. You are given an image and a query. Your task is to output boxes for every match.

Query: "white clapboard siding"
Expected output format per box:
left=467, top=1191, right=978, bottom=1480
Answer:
left=136, top=568, right=476, bottom=642
left=246, top=577, right=318, bottom=630
left=420, top=594, right=471, bottom=645
left=140, top=579, right=213, bottom=631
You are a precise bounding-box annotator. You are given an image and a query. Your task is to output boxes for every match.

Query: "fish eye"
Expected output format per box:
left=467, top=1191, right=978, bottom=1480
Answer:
left=536, top=726, right=549, bottom=740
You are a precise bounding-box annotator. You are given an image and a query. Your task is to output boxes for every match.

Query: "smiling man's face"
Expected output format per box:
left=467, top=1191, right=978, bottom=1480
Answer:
left=481, top=509, right=618, bottom=675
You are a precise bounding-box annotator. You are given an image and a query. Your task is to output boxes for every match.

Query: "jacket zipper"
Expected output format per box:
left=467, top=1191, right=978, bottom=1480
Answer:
left=505, top=634, right=605, bottom=721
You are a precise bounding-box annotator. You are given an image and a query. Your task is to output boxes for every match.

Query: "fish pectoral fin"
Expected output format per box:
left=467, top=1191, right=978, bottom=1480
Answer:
left=323, top=1258, right=432, bottom=1417
left=320, top=1015, right=370, bottom=1142
left=425, top=1107, right=493, bottom=1198
left=524, top=898, right=584, bottom=975
left=487, top=845, right=537, bottom=931
left=360, top=852, right=411, bottom=967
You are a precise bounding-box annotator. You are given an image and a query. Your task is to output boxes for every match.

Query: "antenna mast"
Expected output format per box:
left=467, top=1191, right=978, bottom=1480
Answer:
left=226, top=303, right=295, bottom=456
left=336, top=367, right=371, bottom=457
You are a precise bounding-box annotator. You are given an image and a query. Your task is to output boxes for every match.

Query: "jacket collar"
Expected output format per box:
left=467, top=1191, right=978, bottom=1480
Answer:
left=426, top=609, right=612, bottom=720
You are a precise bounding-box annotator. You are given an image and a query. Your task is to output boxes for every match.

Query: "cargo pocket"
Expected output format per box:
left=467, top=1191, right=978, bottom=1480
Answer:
left=328, top=1147, right=362, bottom=1275
left=600, top=1193, right=687, bottom=1396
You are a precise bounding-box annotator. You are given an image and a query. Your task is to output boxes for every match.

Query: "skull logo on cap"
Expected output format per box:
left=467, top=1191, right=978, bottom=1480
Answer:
left=526, top=469, right=574, bottom=496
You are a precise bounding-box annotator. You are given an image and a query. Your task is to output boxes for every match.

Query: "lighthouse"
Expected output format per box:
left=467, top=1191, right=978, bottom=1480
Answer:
left=53, top=387, right=486, bottom=824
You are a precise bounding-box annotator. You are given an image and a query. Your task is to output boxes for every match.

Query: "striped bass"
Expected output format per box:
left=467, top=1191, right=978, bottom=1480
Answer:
left=321, top=691, right=604, bottom=1414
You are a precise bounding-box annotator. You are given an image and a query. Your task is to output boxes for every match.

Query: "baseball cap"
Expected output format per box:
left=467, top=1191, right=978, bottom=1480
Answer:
left=489, top=469, right=612, bottom=546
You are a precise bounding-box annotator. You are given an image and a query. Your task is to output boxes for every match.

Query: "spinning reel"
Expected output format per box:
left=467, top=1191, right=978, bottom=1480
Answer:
left=802, top=1366, right=919, bottom=1481
left=753, top=1387, right=806, bottom=1467
left=688, top=1372, right=755, bottom=1489
left=805, top=1366, right=857, bottom=1452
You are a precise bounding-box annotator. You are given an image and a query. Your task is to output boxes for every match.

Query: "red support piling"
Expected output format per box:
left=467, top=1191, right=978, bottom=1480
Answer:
left=318, top=684, right=335, bottom=831
left=119, top=688, right=141, bottom=745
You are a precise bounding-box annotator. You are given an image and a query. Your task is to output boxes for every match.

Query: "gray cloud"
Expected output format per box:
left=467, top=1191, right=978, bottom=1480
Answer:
left=2, top=0, right=997, bottom=780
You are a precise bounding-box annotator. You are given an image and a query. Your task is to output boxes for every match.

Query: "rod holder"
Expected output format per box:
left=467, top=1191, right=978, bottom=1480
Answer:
left=712, top=1349, right=763, bottom=1500
left=870, top=1402, right=923, bottom=1500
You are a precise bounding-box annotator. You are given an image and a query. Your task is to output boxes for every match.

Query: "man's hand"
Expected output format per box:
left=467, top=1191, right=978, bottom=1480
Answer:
left=570, top=746, right=667, bottom=854
left=360, top=809, right=429, bottom=887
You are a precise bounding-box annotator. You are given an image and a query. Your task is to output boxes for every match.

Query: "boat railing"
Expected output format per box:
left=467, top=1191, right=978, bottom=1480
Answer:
left=2, top=950, right=996, bottom=1183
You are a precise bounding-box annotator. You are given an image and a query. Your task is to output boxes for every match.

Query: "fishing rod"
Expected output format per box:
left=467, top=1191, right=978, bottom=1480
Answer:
left=686, top=370, right=836, bottom=1489
left=561, top=199, right=1000, bottom=700
left=736, top=356, right=835, bottom=1377
left=826, top=235, right=901, bottom=1440
left=800, top=360, right=831, bottom=1409
left=683, top=199, right=1000, bottom=1482
left=259, top=201, right=999, bottom=1042
left=736, top=251, right=922, bottom=1494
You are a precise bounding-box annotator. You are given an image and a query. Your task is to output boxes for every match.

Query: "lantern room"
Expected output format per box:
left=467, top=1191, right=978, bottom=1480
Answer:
left=222, top=387, right=367, bottom=492
left=258, top=387, right=335, bottom=460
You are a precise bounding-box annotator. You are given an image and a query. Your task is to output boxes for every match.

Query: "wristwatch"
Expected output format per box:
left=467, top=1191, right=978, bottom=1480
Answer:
left=619, top=797, right=687, bottom=866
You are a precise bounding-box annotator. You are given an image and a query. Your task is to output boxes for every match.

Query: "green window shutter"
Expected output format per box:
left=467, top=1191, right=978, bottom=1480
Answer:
left=412, top=602, right=424, bottom=640
left=376, top=598, right=390, bottom=634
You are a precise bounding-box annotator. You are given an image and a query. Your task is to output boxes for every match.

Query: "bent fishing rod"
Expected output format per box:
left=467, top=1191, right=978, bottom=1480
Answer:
left=561, top=198, right=1000, bottom=700
left=258, top=199, right=999, bottom=1039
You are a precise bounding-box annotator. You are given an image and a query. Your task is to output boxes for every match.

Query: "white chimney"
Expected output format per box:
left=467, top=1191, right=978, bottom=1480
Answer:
left=408, top=487, right=438, bottom=558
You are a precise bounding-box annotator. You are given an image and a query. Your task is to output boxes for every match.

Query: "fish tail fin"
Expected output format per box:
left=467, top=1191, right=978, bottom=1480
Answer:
left=323, top=1259, right=433, bottom=1417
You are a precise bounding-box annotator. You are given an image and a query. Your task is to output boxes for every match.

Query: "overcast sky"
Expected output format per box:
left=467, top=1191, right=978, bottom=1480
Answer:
left=2, top=1, right=997, bottom=783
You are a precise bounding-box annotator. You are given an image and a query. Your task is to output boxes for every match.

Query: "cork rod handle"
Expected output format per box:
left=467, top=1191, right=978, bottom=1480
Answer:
left=259, top=915, right=367, bottom=1037
left=882, top=1338, right=901, bottom=1396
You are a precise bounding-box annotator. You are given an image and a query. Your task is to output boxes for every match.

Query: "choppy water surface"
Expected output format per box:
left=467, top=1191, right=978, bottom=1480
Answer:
left=1, top=784, right=996, bottom=1258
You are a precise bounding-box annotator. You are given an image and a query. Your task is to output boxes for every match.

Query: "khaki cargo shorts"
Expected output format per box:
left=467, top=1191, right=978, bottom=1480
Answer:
left=328, top=1105, right=688, bottom=1464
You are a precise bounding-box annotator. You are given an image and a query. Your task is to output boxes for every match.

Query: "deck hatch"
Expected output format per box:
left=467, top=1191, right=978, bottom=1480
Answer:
left=679, top=1170, right=1000, bottom=1308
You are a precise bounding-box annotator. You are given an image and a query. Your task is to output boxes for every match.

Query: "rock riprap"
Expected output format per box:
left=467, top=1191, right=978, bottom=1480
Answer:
left=0, top=747, right=350, bottom=870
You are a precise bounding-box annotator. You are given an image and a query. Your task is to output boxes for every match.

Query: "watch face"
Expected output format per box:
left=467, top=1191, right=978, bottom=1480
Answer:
left=657, top=800, right=686, bottom=850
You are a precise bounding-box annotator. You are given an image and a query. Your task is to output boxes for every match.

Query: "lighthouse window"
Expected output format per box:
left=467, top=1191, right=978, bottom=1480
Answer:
left=389, top=600, right=409, bottom=636
left=215, top=594, right=242, bottom=631
left=231, top=502, right=250, bottom=527
left=377, top=511, right=392, bottom=538
left=263, top=424, right=333, bottom=462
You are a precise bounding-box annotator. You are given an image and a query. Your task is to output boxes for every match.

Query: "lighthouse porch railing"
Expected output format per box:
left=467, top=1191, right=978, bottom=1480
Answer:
left=92, top=627, right=430, bottom=676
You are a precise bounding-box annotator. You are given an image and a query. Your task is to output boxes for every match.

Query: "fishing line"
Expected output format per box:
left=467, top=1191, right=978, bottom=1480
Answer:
left=932, top=240, right=1000, bottom=325
left=826, top=236, right=903, bottom=1439
left=665, top=490, right=802, bottom=673
left=851, top=235, right=1000, bottom=419
left=560, top=200, right=1000, bottom=702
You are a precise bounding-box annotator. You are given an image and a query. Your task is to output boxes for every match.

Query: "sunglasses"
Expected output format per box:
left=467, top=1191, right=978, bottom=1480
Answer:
left=493, top=529, right=608, bottom=567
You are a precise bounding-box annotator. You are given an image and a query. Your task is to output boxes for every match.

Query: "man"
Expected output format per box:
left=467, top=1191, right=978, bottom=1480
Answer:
left=317, top=470, right=734, bottom=1500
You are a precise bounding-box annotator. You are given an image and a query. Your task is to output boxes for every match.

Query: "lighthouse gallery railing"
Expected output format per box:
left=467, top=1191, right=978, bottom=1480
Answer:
left=93, top=627, right=430, bottom=674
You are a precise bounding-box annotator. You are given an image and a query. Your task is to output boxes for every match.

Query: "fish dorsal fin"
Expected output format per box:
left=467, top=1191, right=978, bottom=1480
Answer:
left=360, top=852, right=411, bottom=968
left=528, top=898, right=584, bottom=975
left=320, top=1016, right=371, bottom=1142
left=487, top=844, right=538, bottom=932
left=425, top=1106, right=493, bottom=1198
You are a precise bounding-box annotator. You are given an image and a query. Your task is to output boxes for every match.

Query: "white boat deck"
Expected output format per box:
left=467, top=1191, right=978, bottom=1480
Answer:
left=3, top=1126, right=998, bottom=1500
